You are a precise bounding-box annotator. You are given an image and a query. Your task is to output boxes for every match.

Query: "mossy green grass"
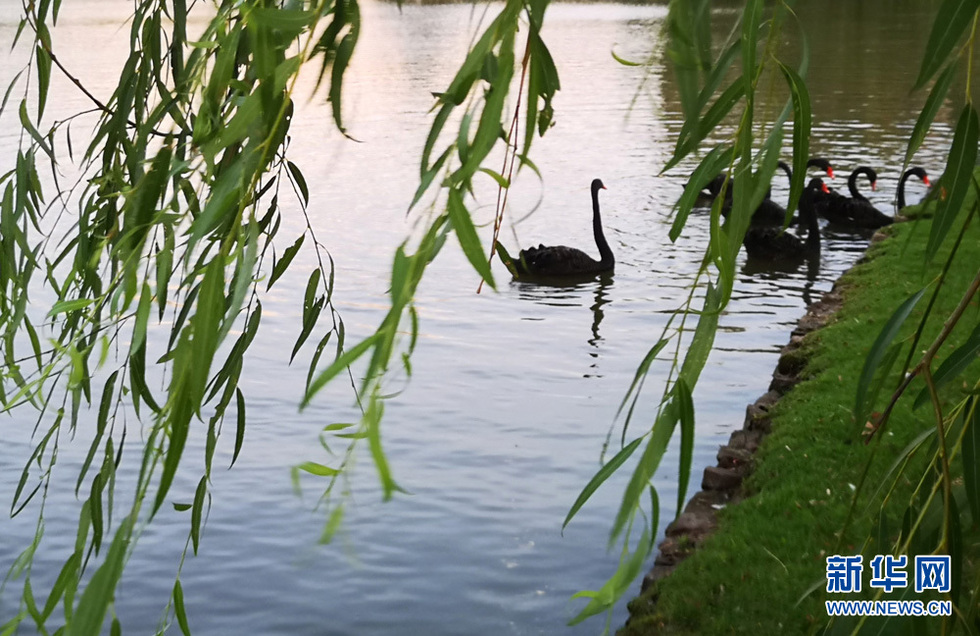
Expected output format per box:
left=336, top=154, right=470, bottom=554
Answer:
left=622, top=201, right=980, bottom=635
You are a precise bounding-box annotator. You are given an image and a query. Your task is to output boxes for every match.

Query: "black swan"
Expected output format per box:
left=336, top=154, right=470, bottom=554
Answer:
left=707, top=158, right=834, bottom=225
left=897, top=167, right=931, bottom=210
left=750, top=158, right=834, bottom=225
left=813, top=166, right=892, bottom=229
left=504, top=179, right=614, bottom=279
left=743, top=178, right=827, bottom=260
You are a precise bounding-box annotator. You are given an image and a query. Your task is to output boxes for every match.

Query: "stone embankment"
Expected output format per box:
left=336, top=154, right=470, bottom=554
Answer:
left=640, top=283, right=845, bottom=591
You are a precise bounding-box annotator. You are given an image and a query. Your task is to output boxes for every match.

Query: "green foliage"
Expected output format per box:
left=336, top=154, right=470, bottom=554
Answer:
left=561, top=0, right=818, bottom=620
left=4, top=0, right=568, bottom=630
left=579, top=0, right=980, bottom=628
left=0, top=0, right=366, bottom=632
left=5, top=0, right=979, bottom=632
left=622, top=212, right=980, bottom=635
left=854, top=288, right=927, bottom=423
left=928, top=104, right=978, bottom=260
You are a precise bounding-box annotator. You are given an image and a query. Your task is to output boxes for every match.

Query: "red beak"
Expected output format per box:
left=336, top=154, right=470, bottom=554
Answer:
left=923, top=176, right=932, bottom=186
left=871, top=181, right=877, bottom=191
left=827, top=167, right=835, bottom=179
left=821, top=182, right=830, bottom=193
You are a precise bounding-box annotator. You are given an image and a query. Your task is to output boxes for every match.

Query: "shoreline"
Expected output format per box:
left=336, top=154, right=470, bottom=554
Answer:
left=618, top=204, right=980, bottom=634
left=638, top=282, right=846, bottom=593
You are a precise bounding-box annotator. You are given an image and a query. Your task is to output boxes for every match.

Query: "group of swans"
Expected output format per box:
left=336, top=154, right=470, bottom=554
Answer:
left=706, top=158, right=835, bottom=226
left=498, top=164, right=930, bottom=280
left=812, top=166, right=930, bottom=229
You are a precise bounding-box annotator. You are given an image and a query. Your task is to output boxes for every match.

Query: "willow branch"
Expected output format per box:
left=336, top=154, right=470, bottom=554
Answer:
left=479, top=27, right=534, bottom=294
left=866, top=263, right=980, bottom=445
left=923, top=364, right=953, bottom=554
left=865, top=199, right=978, bottom=443
left=33, top=17, right=179, bottom=139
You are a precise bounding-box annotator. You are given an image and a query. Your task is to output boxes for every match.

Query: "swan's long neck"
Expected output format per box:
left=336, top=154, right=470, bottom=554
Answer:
left=767, top=161, right=793, bottom=201
left=802, top=187, right=821, bottom=252
left=847, top=170, right=862, bottom=199
left=592, top=186, right=614, bottom=266
left=898, top=170, right=913, bottom=210
left=778, top=160, right=793, bottom=184
left=848, top=167, right=873, bottom=201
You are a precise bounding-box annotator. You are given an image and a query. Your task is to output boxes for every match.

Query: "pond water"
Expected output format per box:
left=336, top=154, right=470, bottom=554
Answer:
left=0, top=0, right=954, bottom=634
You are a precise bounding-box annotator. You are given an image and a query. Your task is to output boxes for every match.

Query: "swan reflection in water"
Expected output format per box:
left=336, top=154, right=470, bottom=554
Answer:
left=513, top=272, right=613, bottom=377
left=742, top=252, right=821, bottom=306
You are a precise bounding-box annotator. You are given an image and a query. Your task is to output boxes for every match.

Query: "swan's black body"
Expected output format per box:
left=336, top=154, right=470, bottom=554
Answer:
left=743, top=178, right=826, bottom=260
left=897, top=167, right=931, bottom=210
left=511, top=179, right=614, bottom=278
left=814, top=166, right=892, bottom=229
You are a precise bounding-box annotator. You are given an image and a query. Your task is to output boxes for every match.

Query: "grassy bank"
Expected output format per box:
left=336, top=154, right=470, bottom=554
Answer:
left=622, top=202, right=980, bottom=634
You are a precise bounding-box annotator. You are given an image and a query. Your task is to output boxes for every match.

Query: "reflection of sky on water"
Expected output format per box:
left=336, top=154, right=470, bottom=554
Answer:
left=0, top=1, right=956, bottom=634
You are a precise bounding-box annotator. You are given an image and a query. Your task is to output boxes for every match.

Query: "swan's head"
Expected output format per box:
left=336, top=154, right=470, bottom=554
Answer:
left=860, top=167, right=879, bottom=190
left=911, top=167, right=931, bottom=187
left=808, top=157, right=835, bottom=179
left=591, top=178, right=606, bottom=192
left=807, top=178, right=830, bottom=195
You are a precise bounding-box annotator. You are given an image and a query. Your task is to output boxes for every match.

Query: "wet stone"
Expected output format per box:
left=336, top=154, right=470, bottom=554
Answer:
left=717, top=446, right=752, bottom=470
left=777, top=349, right=807, bottom=376
left=665, top=511, right=715, bottom=537
left=769, top=372, right=797, bottom=395
left=702, top=466, right=742, bottom=491
left=746, top=413, right=772, bottom=434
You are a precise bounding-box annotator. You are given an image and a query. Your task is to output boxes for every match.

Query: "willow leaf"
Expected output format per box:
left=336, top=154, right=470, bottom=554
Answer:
left=675, top=378, right=695, bottom=516
left=48, top=299, right=93, bottom=316
left=447, top=188, right=495, bottom=288
left=914, top=0, right=980, bottom=89
left=905, top=63, right=957, bottom=169
left=741, top=0, right=763, bottom=85
left=303, top=332, right=381, bottom=407
left=616, top=338, right=670, bottom=420
left=17, top=100, right=53, bottom=159
left=35, top=45, right=51, bottom=121
left=569, top=526, right=651, bottom=625
left=563, top=436, right=644, bottom=531
left=680, top=283, right=721, bottom=387
left=232, top=388, right=246, bottom=468
left=855, top=288, right=926, bottom=421
left=173, top=579, right=191, bottom=636
left=65, top=516, right=132, bottom=636
left=667, top=77, right=744, bottom=171
left=191, top=476, right=207, bottom=554
left=610, top=401, right=679, bottom=547
left=777, top=60, right=811, bottom=217
left=963, top=399, right=980, bottom=522
left=366, top=393, right=402, bottom=500
left=286, top=161, right=309, bottom=208
left=913, top=321, right=980, bottom=410
left=671, top=147, right=733, bottom=239
left=320, top=503, right=345, bottom=545
left=41, top=552, right=79, bottom=623
left=268, top=235, right=304, bottom=291
left=927, top=103, right=978, bottom=261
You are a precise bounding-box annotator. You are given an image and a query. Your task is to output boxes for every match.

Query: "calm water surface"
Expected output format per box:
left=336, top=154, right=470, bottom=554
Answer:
left=0, top=1, right=954, bottom=633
